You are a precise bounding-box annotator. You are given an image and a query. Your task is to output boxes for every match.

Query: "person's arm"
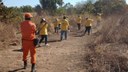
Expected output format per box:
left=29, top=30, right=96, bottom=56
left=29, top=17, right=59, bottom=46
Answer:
left=67, top=20, right=70, bottom=30
left=32, top=23, right=36, bottom=33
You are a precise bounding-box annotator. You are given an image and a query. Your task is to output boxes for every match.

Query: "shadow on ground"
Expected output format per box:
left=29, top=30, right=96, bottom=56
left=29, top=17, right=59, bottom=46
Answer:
left=48, top=39, right=61, bottom=43
left=8, top=67, right=24, bottom=72
left=13, top=49, right=23, bottom=52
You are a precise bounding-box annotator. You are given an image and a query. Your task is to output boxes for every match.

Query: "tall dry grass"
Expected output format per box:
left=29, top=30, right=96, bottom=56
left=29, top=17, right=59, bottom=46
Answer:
left=94, top=15, right=128, bottom=44
left=0, top=22, right=19, bottom=49
left=0, top=22, right=16, bottom=40
left=85, top=51, right=128, bottom=72
left=84, top=14, right=128, bottom=72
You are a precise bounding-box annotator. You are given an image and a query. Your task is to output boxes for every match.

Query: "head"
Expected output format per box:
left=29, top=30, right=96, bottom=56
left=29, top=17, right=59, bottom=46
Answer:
left=63, top=16, right=66, bottom=19
left=0, top=2, right=3, bottom=5
left=0, top=2, right=4, bottom=7
left=86, top=18, right=88, bottom=20
left=24, top=13, right=33, bottom=20
left=40, top=18, right=46, bottom=23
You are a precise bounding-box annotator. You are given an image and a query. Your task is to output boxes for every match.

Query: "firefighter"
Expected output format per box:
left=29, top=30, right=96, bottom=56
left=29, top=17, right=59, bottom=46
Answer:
left=60, top=16, right=70, bottom=41
left=84, top=18, right=93, bottom=35
left=20, top=13, right=36, bottom=72
left=54, top=18, right=59, bottom=33
left=38, top=18, right=49, bottom=46
left=76, top=15, right=82, bottom=30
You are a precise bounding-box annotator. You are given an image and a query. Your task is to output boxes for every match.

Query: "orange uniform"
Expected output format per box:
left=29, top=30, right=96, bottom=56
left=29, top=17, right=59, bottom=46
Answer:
left=21, top=20, right=36, bottom=64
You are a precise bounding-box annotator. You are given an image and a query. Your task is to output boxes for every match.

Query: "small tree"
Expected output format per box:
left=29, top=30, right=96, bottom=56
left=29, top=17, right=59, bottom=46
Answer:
left=94, top=0, right=126, bottom=15
left=64, top=3, right=75, bottom=15
left=75, top=0, right=94, bottom=14
left=0, top=7, right=22, bottom=24
left=56, top=7, right=66, bottom=15
left=20, top=5, right=34, bottom=12
left=39, top=0, right=63, bottom=14
left=35, top=5, right=42, bottom=15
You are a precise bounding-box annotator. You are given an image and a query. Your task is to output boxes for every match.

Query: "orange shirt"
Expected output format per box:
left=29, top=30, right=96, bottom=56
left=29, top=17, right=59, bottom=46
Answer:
left=21, top=20, right=36, bottom=40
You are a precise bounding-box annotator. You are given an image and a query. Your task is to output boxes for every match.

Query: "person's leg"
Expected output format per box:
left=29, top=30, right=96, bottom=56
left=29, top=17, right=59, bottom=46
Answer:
left=77, top=23, right=79, bottom=30
left=56, top=27, right=59, bottom=33
left=58, top=24, right=61, bottom=29
left=39, top=35, right=44, bottom=44
left=44, top=35, right=48, bottom=45
left=56, top=27, right=57, bottom=33
left=31, top=63, right=36, bottom=72
left=60, top=31, right=64, bottom=40
left=77, top=23, right=80, bottom=30
left=22, top=40, right=30, bottom=69
left=65, top=31, right=68, bottom=40
left=78, top=23, right=81, bottom=30
left=84, top=26, right=88, bottom=35
left=88, top=26, right=91, bottom=35
left=79, top=23, right=81, bottom=30
left=38, top=35, right=45, bottom=46
left=30, top=41, right=36, bottom=64
left=30, top=41, right=36, bottom=72
left=54, top=27, right=56, bottom=33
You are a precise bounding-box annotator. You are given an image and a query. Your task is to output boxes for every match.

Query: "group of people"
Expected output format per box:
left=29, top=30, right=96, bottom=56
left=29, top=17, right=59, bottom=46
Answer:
left=76, top=15, right=94, bottom=35
left=36, top=15, right=70, bottom=47
left=53, top=16, right=70, bottom=40
left=20, top=13, right=102, bottom=72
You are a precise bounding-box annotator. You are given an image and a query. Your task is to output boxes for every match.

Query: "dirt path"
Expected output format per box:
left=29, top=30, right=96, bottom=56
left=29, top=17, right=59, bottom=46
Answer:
left=0, top=29, right=91, bottom=72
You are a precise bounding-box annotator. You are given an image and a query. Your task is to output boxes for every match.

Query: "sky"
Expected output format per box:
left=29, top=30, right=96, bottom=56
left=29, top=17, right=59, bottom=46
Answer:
left=3, top=0, right=84, bottom=7
left=3, top=0, right=128, bottom=7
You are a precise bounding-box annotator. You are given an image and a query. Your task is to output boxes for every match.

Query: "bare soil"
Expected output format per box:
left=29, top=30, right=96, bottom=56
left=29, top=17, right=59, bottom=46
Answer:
left=0, top=29, right=91, bottom=72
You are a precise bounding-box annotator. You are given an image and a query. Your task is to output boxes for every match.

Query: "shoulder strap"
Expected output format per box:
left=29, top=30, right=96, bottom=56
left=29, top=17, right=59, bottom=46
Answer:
left=38, top=22, right=47, bottom=31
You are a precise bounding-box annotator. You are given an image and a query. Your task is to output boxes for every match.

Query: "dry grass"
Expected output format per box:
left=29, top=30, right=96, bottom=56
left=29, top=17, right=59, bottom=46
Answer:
left=84, top=14, right=128, bottom=72
left=0, top=22, right=16, bottom=40
left=93, top=15, right=128, bottom=44
left=1, top=13, right=128, bottom=71
left=0, top=22, right=20, bottom=49
left=85, top=52, right=128, bottom=72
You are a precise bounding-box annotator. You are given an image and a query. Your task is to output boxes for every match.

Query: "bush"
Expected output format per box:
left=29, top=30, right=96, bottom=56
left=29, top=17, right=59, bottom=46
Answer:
left=0, top=7, right=23, bottom=25
left=85, top=52, right=128, bottom=72
left=85, top=14, right=128, bottom=72
left=93, top=14, right=128, bottom=44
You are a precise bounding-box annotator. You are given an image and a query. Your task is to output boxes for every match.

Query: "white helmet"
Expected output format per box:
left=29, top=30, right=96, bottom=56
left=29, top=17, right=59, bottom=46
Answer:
left=42, top=18, right=46, bottom=21
left=41, top=18, right=46, bottom=22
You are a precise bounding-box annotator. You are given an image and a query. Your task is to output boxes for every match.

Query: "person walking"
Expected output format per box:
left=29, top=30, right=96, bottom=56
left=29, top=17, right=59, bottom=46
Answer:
left=54, top=18, right=59, bottom=33
left=76, top=15, right=82, bottom=30
left=57, top=18, right=62, bottom=30
left=20, top=13, right=36, bottom=72
left=60, top=16, right=70, bottom=41
left=84, top=17, right=93, bottom=35
left=38, top=18, right=49, bottom=46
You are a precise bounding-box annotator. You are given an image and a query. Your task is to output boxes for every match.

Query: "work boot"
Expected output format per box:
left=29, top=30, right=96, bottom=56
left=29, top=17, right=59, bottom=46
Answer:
left=23, top=61, right=27, bottom=69
left=31, top=63, right=36, bottom=72
left=45, top=44, right=49, bottom=46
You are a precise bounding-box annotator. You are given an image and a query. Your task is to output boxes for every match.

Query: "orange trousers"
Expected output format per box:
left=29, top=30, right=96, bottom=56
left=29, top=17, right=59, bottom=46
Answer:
left=22, top=40, right=36, bottom=64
